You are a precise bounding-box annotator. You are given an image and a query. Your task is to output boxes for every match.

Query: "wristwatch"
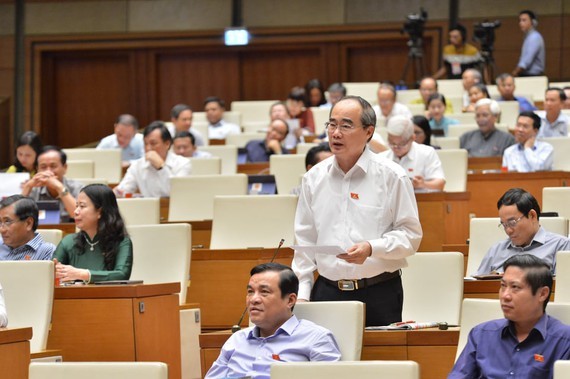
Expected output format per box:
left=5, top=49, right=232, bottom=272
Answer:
left=58, top=187, right=69, bottom=199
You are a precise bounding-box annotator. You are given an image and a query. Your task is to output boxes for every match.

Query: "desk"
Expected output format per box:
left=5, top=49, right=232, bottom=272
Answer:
left=0, top=327, right=32, bottom=379
left=468, top=157, right=502, bottom=171
left=415, top=192, right=470, bottom=251
left=467, top=171, right=570, bottom=217
left=48, top=282, right=182, bottom=379
left=38, top=223, right=76, bottom=235
left=187, top=248, right=293, bottom=330
left=237, top=162, right=269, bottom=175
left=199, top=328, right=459, bottom=379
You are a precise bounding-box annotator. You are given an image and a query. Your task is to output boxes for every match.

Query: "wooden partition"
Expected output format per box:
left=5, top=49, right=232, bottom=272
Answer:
left=26, top=24, right=443, bottom=148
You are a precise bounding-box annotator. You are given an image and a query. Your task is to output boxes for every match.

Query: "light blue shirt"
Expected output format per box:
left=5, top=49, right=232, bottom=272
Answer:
left=205, top=315, right=341, bottom=379
left=537, top=111, right=569, bottom=138
left=97, top=133, right=144, bottom=162
left=0, top=232, right=55, bottom=261
left=517, top=28, right=545, bottom=75
left=429, top=117, right=459, bottom=137
left=502, top=140, right=553, bottom=172
left=475, top=227, right=570, bottom=275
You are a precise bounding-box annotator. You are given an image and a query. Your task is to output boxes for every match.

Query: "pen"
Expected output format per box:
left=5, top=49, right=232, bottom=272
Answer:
left=391, top=320, right=415, bottom=326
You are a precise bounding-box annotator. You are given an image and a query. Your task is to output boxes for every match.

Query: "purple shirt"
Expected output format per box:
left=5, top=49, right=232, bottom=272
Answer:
left=449, top=314, right=570, bottom=379
left=205, top=315, right=340, bottom=379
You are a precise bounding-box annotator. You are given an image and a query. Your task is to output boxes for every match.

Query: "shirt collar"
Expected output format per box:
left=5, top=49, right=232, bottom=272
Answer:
left=331, top=147, right=371, bottom=176
left=502, top=312, right=548, bottom=341
left=9, top=232, right=42, bottom=253
left=247, top=314, right=299, bottom=340
left=508, top=226, right=545, bottom=249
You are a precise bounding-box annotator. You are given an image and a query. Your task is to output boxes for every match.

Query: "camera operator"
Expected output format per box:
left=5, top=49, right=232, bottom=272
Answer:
left=512, top=10, right=545, bottom=77
left=433, top=24, right=481, bottom=80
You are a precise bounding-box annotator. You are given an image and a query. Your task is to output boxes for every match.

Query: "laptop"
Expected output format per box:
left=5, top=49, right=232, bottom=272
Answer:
left=37, top=200, right=61, bottom=225
left=248, top=175, right=277, bottom=195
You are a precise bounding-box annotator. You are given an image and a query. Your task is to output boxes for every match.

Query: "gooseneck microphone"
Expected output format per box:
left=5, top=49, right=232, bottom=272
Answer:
left=231, top=238, right=285, bottom=333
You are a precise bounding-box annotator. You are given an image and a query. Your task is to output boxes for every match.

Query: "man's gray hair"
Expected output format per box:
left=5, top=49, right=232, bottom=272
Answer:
left=386, top=115, right=414, bottom=140
left=464, top=68, right=482, bottom=83
left=475, top=98, right=501, bottom=116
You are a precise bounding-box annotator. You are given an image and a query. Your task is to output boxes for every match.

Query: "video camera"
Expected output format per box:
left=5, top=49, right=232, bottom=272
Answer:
left=473, top=20, right=501, bottom=53
left=402, top=8, right=428, bottom=45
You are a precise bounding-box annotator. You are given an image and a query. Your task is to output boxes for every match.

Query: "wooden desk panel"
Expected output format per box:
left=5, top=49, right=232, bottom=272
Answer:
left=468, top=157, right=502, bottom=171
left=0, top=327, right=32, bottom=379
left=464, top=279, right=556, bottom=300
left=467, top=171, right=570, bottom=217
left=200, top=328, right=458, bottom=379
left=237, top=163, right=269, bottom=175
left=48, top=283, right=182, bottom=379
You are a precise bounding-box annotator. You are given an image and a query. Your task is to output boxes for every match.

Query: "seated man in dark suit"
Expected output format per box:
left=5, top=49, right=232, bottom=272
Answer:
left=245, top=119, right=289, bottom=162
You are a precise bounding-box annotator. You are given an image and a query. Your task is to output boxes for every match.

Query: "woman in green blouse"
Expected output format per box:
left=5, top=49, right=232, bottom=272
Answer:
left=54, top=183, right=133, bottom=283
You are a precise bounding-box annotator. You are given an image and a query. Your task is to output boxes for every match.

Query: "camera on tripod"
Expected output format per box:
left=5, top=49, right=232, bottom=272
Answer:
left=401, top=8, right=428, bottom=45
left=473, top=20, right=501, bottom=53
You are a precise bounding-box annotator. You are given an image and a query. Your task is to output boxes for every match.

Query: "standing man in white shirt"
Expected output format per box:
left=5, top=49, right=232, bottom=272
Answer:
left=96, top=114, right=144, bottom=167
left=205, top=97, right=241, bottom=140
left=380, top=115, right=445, bottom=191
left=502, top=112, right=553, bottom=172
left=114, top=121, right=191, bottom=198
left=293, top=96, right=423, bottom=327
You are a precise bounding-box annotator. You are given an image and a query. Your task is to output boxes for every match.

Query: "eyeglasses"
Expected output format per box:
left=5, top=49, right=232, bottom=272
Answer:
left=498, top=215, right=525, bottom=230
left=325, top=122, right=359, bottom=134
left=0, top=219, right=22, bottom=228
left=388, top=139, right=412, bottom=149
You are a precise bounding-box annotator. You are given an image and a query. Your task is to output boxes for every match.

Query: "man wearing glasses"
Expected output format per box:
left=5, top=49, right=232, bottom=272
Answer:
left=0, top=195, right=55, bottom=261
left=475, top=188, right=570, bottom=276
left=293, top=96, right=422, bottom=327
left=380, top=115, right=445, bottom=191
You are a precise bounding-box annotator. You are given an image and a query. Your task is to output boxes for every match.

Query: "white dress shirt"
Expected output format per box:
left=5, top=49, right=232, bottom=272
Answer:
left=115, top=150, right=191, bottom=197
left=502, top=140, right=554, bottom=172
left=380, top=142, right=445, bottom=181
left=293, top=148, right=423, bottom=300
left=96, top=133, right=144, bottom=162
left=208, top=120, right=241, bottom=140
left=372, top=103, right=412, bottom=127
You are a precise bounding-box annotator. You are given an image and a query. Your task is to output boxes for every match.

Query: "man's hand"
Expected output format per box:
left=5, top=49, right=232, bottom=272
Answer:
left=524, top=135, right=536, bottom=149
left=337, top=242, right=372, bottom=265
left=146, top=150, right=165, bottom=170
left=266, top=139, right=283, bottom=154
left=21, top=171, right=53, bottom=195
left=412, top=175, right=425, bottom=189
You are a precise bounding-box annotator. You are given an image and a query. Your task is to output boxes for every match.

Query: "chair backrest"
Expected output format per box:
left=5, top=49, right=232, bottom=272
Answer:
left=37, top=229, right=63, bottom=245
left=72, top=178, right=109, bottom=187
left=0, top=261, right=54, bottom=353
left=189, top=157, right=222, bottom=175
left=447, top=114, right=475, bottom=125
left=447, top=97, right=463, bottom=115
left=63, top=148, right=122, bottom=183
left=432, top=136, right=460, bottom=149
left=169, top=174, right=248, bottom=221
left=65, top=160, right=94, bottom=179
left=435, top=149, right=468, bottom=192
left=270, top=361, right=420, bottom=379
left=447, top=124, right=477, bottom=138
left=515, top=76, right=548, bottom=102
left=396, top=89, right=421, bottom=104
left=189, top=123, right=210, bottom=146
left=180, top=307, right=202, bottom=379
left=128, top=224, right=191, bottom=304
left=231, top=100, right=278, bottom=123
left=402, top=252, right=464, bottom=325
left=293, top=301, right=365, bottom=361
left=226, top=132, right=265, bottom=148
left=117, top=198, right=161, bottom=226
left=210, top=195, right=298, bottom=249
left=296, top=143, right=318, bottom=156
left=199, top=145, right=238, bottom=174
left=497, top=101, right=519, bottom=128
left=242, top=120, right=269, bottom=133
left=29, top=362, right=168, bottom=379
left=456, top=299, right=503, bottom=361
left=310, top=107, right=330, bottom=136
left=436, top=79, right=463, bottom=98
left=467, top=217, right=568, bottom=276
left=342, top=82, right=378, bottom=105
left=270, top=155, right=306, bottom=195
left=543, top=187, right=570, bottom=220
left=407, top=103, right=425, bottom=116
left=554, top=359, right=570, bottom=379
left=541, top=137, right=570, bottom=171
left=554, top=251, right=570, bottom=302
left=546, top=302, right=570, bottom=323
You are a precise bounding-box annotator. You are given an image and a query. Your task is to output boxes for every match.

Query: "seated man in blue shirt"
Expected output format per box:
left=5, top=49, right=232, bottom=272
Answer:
left=0, top=195, right=55, bottom=260
left=475, top=188, right=570, bottom=276
left=245, top=119, right=289, bottom=163
left=205, top=262, right=341, bottom=379
left=450, top=254, right=570, bottom=378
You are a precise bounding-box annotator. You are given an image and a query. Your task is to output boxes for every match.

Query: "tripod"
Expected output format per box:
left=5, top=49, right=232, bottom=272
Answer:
left=400, top=38, right=426, bottom=88
left=479, top=49, right=497, bottom=84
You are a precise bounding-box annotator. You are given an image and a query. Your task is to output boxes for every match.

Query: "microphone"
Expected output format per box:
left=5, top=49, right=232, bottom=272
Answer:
left=231, top=238, right=285, bottom=333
